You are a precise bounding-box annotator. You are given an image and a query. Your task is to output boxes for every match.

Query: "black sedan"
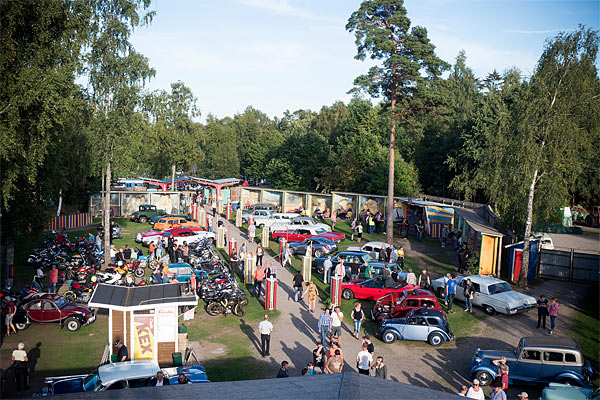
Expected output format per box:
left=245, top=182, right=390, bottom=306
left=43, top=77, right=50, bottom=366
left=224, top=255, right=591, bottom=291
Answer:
left=288, top=237, right=337, bottom=257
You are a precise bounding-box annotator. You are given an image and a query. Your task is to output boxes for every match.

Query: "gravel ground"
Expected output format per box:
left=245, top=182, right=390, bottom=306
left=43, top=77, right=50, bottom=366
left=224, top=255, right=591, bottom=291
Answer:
left=548, top=233, right=600, bottom=253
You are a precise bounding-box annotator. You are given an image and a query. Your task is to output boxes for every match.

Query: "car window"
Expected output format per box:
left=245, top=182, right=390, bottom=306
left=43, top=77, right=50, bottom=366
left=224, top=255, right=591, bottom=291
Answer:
left=543, top=351, right=563, bottom=362
left=128, top=378, right=151, bottom=388
left=362, top=254, right=373, bottom=262
left=42, top=301, right=56, bottom=311
left=488, top=282, right=512, bottom=294
left=29, top=300, right=42, bottom=311
left=362, top=280, right=377, bottom=288
left=158, top=219, right=166, bottom=224
left=315, top=228, right=326, bottom=234
left=521, top=350, right=541, bottom=361
left=405, top=299, right=420, bottom=308
left=179, top=219, right=186, bottom=224
left=427, top=317, right=440, bottom=326
left=106, top=380, right=128, bottom=390
left=422, top=300, right=436, bottom=308
left=472, top=283, right=481, bottom=292
left=414, top=317, right=427, bottom=325
left=364, top=246, right=372, bottom=252
left=565, top=353, right=577, bottom=363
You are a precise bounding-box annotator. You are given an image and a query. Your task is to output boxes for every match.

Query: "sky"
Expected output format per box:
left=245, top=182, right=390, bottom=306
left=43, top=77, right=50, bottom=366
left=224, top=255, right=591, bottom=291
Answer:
left=130, top=0, right=599, bottom=121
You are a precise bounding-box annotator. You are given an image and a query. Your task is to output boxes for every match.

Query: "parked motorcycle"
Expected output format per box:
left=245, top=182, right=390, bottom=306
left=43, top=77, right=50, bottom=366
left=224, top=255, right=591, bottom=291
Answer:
left=64, top=282, right=94, bottom=304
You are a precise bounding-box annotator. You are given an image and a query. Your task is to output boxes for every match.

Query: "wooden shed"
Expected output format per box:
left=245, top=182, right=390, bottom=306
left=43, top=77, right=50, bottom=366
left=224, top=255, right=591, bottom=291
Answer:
left=88, top=283, right=197, bottom=365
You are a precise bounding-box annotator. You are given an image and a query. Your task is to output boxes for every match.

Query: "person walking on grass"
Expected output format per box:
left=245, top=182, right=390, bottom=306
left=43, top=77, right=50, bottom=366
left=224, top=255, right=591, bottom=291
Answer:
left=446, top=274, right=457, bottom=312
left=304, top=281, right=318, bottom=312
left=258, top=314, right=273, bottom=357
left=331, top=211, right=337, bottom=231
left=351, top=219, right=357, bottom=241
left=356, top=223, right=363, bottom=243
left=549, top=297, right=559, bottom=334
left=317, top=308, right=332, bottom=348
left=351, top=303, right=364, bottom=339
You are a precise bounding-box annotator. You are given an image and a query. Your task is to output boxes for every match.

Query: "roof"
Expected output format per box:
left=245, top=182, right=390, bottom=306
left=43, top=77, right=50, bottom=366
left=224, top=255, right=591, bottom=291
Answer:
left=466, top=275, right=505, bottom=285
left=88, top=283, right=197, bottom=311
left=137, top=176, right=240, bottom=187
left=410, top=308, right=445, bottom=318
left=523, top=336, right=579, bottom=350
left=454, top=207, right=503, bottom=237
left=56, top=372, right=460, bottom=399
left=98, top=361, right=160, bottom=383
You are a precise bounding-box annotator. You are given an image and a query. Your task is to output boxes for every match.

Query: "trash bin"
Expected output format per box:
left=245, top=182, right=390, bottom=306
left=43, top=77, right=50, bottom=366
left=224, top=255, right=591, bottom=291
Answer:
left=110, top=354, right=118, bottom=363
left=172, top=352, right=183, bottom=366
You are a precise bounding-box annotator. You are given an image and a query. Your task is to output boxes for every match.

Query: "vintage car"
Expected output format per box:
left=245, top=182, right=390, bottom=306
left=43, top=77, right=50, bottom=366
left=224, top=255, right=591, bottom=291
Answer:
left=377, top=308, right=454, bottom=347
left=430, top=274, right=537, bottom=315
left=14, top=296, right=95, bottom=332
left=341, top=279, right=416, bottom=301
left=371, top=289, right=442, bottom=322
left=42, top=360, right=209, bottom=395
left=269, top=216, right=331, bottom=233
left=166, top=263, right=208, bottom=282
left=137, top=227, right=215, bottom=246
left=153, top=217, right=201, bottom=231
left=541, top=382, right=599, bottom=400
left=253, top=212, right=300, bottom=229
left=312, top=251, right=398, bottom=281
left=242, top=209, right=273, bottom=225
left=130, top=204, right=166, bottom=223
left=271, top=227, right=345, bottom=243
left=346, top=241, right=398, bottom=262
left=470, top=336, right=595, bottom=387
left=149, top=213, right=190, bottom=225
left=288, top=237, right=338, bottom=257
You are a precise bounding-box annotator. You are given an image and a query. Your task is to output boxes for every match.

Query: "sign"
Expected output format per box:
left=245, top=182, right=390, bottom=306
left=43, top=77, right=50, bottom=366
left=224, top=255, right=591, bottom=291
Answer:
left=183, top=307, right=195, bottom=321
left=156, top=307, right=177, bottom=342
left=133, top=315, right=155, bottom=360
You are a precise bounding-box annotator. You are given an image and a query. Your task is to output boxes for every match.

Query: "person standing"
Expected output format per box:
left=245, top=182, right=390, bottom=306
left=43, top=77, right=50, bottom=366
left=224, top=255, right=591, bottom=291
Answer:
left=65, top=264, right=75, bottom=291
left=385, top=246, right=393, bottom=263
left=350, top=260, right=360, bottom=281
left=282, top=242, right=291, bottom=268
left=363, top=261, right=372, bottom=279
left=368, top=214, right=375, bottom=235
left=378, top=246, right=386, bottom=262
left=466, top=379, right=485, bottom=400
left=266, top=262, right=277, bottom=279
left=248, top=222, right=256, bottom=243
left=331, top=211, right=337, bottom=231
left=549, top=297, right=559, bottom=334
left=256, top=244, right=264, bottom=266
left=490, top=381, right=507, bottom=400
left=293, top=271, right=304, bottom=302
left=441, top=225, right=448, bottom=248
left=463, top=278, right=474, bottom=313
left=382, top=265, right=394, bottom=288
left=351, top=219, right=357, bottom=241
left=418, top=269, right=430, bottom=289
left=148, top=241, right=156, bottom=260
left=276, top=361, right=289, bottom=377
left=446, top=275, right=457, bottom=312
left=305, top=281, right=318, bottom=313
left=406, top=268, right=417, bottom=286
left=323, top=256, right=332, bottom=284
left=211, top=200, right=217, bottom=218
left=416, top=220, right=424, bottom=241
left=403, top=219, right=409, bottom=238
left=330, top=306, right=344, bottom=345
left=253, top=264, right=265, bottom=298
left=48, top=265, right=59, bottom=294
left=442, top=273, right=451, bottom=305
left=95, top=234, right=103, bottom=253
left=4, top=299, right=17, bottom=336
left=356, top=223, right=363, bottom=243
left=230, top=250, right=239, bottom=271
left=11, top=343, right=29, bottom=391
left=312, top=342, right=326, bottom=374
left=351, top=303, right=364, bottom=339
left=326, top=350, right=343, bottom=374
left=536, top=295, right=549, bottom=329
left=257, top=314, right=273, bottom=357
left=397, top=247, right=405, bottom=269
left=362, top=335, right=375, bottom=355
left=356, top=343, right=373, bottom=375
left=34, top=265, right=44, bottom=290
left=371, top=356, right=387, bottom=379
left=115, top=339, right=129, bottom=362
left=317, top=308, right=332, bottom=348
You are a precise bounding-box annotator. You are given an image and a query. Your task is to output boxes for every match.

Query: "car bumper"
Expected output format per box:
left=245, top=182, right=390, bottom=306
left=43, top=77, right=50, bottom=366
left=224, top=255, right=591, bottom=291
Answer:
left=84, top=313, right=96, bottom=326
left=506, top=304, right=536, bottom=314
left=130, top=215, right=137, bottom=221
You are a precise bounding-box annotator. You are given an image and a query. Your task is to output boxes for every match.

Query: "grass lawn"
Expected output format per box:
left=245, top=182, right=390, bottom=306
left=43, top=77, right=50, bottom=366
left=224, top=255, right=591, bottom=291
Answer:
left=573, top=285, right=600, bottom=372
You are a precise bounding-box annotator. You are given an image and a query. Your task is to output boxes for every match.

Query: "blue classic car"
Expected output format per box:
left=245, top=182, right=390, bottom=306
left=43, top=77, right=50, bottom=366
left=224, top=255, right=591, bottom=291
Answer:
left=312, top=251, right=398, bottom=280
left=167, top=263, right=208, bottom=282
left=377, top=308, right=454, bottom=347
left=541, top=382, right=599, bottom=400
left=470, top=336, right=595, bottom=387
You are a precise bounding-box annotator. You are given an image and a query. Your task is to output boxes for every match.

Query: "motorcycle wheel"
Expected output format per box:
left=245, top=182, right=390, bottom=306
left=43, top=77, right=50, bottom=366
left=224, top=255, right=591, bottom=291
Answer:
left=64, top=291, right=76, bottom=303
left=134, top=268, right=145, bottom=278
left=233, top=303, right=246, bottom=317
left=206, top=302, right=225, bottom=316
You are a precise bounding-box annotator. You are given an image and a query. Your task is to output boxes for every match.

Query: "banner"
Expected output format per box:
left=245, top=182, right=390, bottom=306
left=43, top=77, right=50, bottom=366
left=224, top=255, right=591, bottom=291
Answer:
left=133, top=315, right=155, bottom=360
left=156, top=307, right=177, bottom=342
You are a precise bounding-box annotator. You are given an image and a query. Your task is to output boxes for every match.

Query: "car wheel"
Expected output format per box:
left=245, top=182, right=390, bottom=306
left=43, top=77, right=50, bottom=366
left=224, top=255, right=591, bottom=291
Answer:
left=65, top=317, right=81, bottom=332
left=134, top=268, right=145, bottom=278
left=15, top=322, right=29, bottom=331
left=139, top=216, right=147, bottom=223
left=428, top=332, right=443, bottom=347
left=437, top=287, right=445, bottom=298
left=475, top=370, right=492, bottom=386
left=556, top=377, right=579, bottom=386
left=258, top=224, right=265, bottom=229
left=342, top=289, right=354, bottom=300
left=314, top=249, right=323, bottom=257
left=382, top=331, right=396, bottom=344
left=483, top=304, right=496, bottom=315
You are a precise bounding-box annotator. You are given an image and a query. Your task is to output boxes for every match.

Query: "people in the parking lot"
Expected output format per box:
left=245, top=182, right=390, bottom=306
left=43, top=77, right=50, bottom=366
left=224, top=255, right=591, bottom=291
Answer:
left=446, top=274, right=457, bottom=312
left=466, top=379, right=484, bottom=400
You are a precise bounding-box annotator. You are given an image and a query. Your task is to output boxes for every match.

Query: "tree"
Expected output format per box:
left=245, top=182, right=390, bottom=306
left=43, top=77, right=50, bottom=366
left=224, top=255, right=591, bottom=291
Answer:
left=347, top=0, right=448, bottom=242
left=202, top=116, right=240, bottom=179
left=85, top=0, right=155, bottom=268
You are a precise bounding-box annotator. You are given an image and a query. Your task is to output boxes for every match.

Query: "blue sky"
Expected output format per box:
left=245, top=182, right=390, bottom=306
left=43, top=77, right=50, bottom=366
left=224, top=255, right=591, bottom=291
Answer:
left=130, top=0, right=599, bottom=120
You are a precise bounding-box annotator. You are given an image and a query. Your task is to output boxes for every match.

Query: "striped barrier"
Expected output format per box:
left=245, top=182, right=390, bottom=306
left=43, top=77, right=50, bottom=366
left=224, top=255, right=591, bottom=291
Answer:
left=47, top=213, right=93, bottom=231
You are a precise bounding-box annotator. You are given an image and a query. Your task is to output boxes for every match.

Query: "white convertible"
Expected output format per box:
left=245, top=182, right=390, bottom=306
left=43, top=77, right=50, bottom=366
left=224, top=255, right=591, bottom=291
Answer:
left=136, top=227, right=216, bottom=246
left=269, top=216, right=331, bottom=233
left=430, top=275, right=536, bottom=315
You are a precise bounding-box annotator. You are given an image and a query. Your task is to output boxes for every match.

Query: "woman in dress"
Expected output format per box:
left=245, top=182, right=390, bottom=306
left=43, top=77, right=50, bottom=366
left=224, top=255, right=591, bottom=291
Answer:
left=305, top=281, right=319, bottom=312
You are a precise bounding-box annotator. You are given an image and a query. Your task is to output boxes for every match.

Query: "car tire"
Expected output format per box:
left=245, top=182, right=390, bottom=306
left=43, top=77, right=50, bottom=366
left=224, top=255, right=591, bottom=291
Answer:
left=342, top=289, right=354, bottom=300
left=556, top=377, right=579, bottom=386
left=15, top=322, right=29, bottom=331
left=258, top=224, right=265, bottom=229
left=483, top=304, right=496, bottom=315
left=382, top=331, right=396, bottom=344
left=428, top=332, right=443, bottom=347
left=437, top=287, right=445, bottom=298
left=314, top=249, right=323, bottom=257
left=65, top=317, right=81, bottom=332
left=134, top=268, right=145, bottom=278
left=475, top=370, right=493, bottom=386
left=139, top=216, right=147, bottom=223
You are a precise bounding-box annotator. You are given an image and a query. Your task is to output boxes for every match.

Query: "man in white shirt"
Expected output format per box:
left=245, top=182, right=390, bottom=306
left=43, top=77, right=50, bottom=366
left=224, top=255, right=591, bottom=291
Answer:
left=334, top=259, right=344, bottom=279
left=356, top=343, right=373, bottom=375
left=331, top=306, right=344, bottom=345
left=406, top=268, right=417, bottom=285
left=257, top=314, right=273, bottom=357
left=323, top=256, right=332, bottom=284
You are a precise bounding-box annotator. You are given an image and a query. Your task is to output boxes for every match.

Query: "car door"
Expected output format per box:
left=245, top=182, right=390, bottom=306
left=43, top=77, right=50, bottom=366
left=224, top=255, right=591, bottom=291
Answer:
left=42, top=300, right=61, bottom=323
left=26, top=300, right=44, bottom=323
left=541, top=351, right=565, bottom=381
left=454, top=278, right=466, bottom=302
left=360, top=280, right=385, bottom=300
left=402, top=316, right=430, bottom=341
left=513, top=348, right=542, bottom=381
left=471, top=282, right=483, bottom=306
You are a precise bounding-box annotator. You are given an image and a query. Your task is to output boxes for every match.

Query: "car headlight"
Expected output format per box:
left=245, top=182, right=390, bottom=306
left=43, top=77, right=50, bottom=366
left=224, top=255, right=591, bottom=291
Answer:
left=474, top=357, right=482, bottom=364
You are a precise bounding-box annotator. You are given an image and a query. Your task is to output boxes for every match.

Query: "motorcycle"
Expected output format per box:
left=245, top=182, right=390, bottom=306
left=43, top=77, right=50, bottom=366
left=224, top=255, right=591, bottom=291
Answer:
left=76, top=265, right=96, bottom=282
left=205, top=290, right=247, bottom=317
left=64, top=282, right=94, bottom=304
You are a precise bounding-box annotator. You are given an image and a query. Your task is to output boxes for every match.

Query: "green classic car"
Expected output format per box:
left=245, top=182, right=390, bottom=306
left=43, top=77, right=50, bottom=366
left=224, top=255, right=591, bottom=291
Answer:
left=130, top=204, right=165, bottom=223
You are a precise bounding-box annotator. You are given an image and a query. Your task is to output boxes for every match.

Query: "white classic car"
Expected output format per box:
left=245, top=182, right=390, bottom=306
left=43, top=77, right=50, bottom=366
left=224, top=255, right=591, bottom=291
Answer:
left=269, top=216, right=331, bottom=233
left=136, top=227, right=216, bottom=246
left=346, top=241, right=398, bottom=262
left=253, top=212, right=300, bottom=229
left=431, top=275, right=537, bottom=315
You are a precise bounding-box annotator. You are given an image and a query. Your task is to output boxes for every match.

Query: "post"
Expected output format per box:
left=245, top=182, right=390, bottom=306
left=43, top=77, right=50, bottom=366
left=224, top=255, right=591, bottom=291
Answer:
left=199, top=208, right=206, bottom=229
left=217, top=199, right=223, bottom=215
left=261, top=226, right=269, bottom=248
left=569, top=248, right=574, bottom=282
left=330, top=276, right=342, bottom=307
left=302, top=255, right=312, bottom=283
left=235, top=208, right=242, bottom=228
left=279, top=238, right=287, bottom=264
left=217, top=226, right=225, bottom=249
left=226, top=204, right=232, bottom=220
left=265, top=277, right=277, bottom=310
left=244, top=255, right=256, bottom=284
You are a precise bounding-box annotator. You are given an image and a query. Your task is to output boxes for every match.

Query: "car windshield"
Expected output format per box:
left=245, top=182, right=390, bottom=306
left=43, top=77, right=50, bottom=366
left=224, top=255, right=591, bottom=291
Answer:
left=83, top=371, right=102, bottom=392
left=362, top=253, right=373, bottom=262
left=488, top=282, right=512, bottom=294
left=315, top=228, right=326, bottom=234
left=54, top=297, right=68, bottom=308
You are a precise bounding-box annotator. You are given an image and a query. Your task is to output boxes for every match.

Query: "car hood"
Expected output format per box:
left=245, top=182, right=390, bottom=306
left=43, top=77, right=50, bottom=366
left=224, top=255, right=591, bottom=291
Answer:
left=491, top=291, right=536, bottom=307
left=141, top=230, right=163, bottom=237
left=477, top=349, right=517, bottom=363
left=47, top=376, right=87, bottom=395
left=346, top=246, right=361, bottom=252
left=61, top=305, right=93, bottom=315
left=542, top=383, right=594, bottom=400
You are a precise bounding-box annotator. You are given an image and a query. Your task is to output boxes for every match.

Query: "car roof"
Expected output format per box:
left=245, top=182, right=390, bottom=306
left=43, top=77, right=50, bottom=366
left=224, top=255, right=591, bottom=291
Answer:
left=466, top=275, right=506, bottom=285
left=408, top=308, right=445, bottom=318
left=140, top=204, right=154, bottom=207
left=522, top=336, right=579, bottom=350
left=340, top=251, right=367, bottom=255
left=403, top=289, right=436, bottom=298
left=98, top=360, right=160, bottom=383
left=168, top=263, right=192, bottom=268
left=363, top=241, right=389, bottom=247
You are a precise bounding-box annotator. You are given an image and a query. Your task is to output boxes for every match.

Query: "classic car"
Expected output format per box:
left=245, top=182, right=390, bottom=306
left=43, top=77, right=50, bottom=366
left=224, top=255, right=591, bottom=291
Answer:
left=288, top=237, right=337, bottom=257
left=341, top=279, right=415, bottom=301
left=13, top=296, right=95, bottom=332
left=346, top=241, right=398, bottom=262
left=541, top=382, right=599, bottom=400
left=149, top=214, right=190, bottom=225
left=136, top=227, right=216, bottom=246
left=130, top=204, right=166, bottom=223
left=42, top=360, right=209, bottom=396
left=166, top=263, right=208, bottom=282
left=271, top=227, right=345, bottom=243
left=470, top=336, right=595, bottom=387
left=377, top=308, right=454, bottom=347
left=269, top=216, right=331, bottom=233
left=242, top=209, right=273, bottom=225
left=371, top=289, right=442, bottom=322
left=430, top=275, right=537, bottom=315
left=253, top=212, right=300, bottom=229
left=312, top=251, right=398, bottom=281
left=153, top=217, right=201, bottom=231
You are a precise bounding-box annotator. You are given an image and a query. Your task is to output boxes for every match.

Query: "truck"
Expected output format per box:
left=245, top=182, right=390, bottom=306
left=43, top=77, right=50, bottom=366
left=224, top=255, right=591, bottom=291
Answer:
left=130, top=204, right=166, bottom=223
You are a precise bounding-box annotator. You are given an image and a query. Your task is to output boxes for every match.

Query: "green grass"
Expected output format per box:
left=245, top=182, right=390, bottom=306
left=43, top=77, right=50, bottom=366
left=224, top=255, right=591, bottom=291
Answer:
left=573, top=286, right=600, bottom=371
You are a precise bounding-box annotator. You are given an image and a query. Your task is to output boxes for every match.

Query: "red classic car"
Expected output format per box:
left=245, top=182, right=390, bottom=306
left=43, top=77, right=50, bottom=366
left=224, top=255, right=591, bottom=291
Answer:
left=341, top=279, right=416, bottom=301
left=271, top=227, right=345, bottom=243
left=13, top=296, right=95, bottom=332
left=371, top=289, right=442, bottom=322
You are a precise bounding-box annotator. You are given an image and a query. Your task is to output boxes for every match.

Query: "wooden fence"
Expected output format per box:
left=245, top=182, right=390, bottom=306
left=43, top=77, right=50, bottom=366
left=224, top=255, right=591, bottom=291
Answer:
left=538, top=249, right=599, bottom=283
left=47, top=212, right=93, bottom=231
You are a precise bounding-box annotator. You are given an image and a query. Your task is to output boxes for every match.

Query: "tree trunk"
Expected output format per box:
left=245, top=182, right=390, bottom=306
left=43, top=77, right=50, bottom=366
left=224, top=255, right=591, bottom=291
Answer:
left=171, top=162, right=176, bottom=191
left=103, top=160, right=111, bottom=270
left=385, top=102, right=397, bottom=244
left=519, top=168, right=538, bottom=287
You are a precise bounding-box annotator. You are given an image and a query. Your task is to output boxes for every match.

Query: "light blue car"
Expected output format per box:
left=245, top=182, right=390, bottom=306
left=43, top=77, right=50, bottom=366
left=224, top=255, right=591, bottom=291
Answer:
left=541, top=383, right=599, bottom=400
left=166, top=263, right=208, bottom=282
left=377, top=308, right=454, bottom=347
